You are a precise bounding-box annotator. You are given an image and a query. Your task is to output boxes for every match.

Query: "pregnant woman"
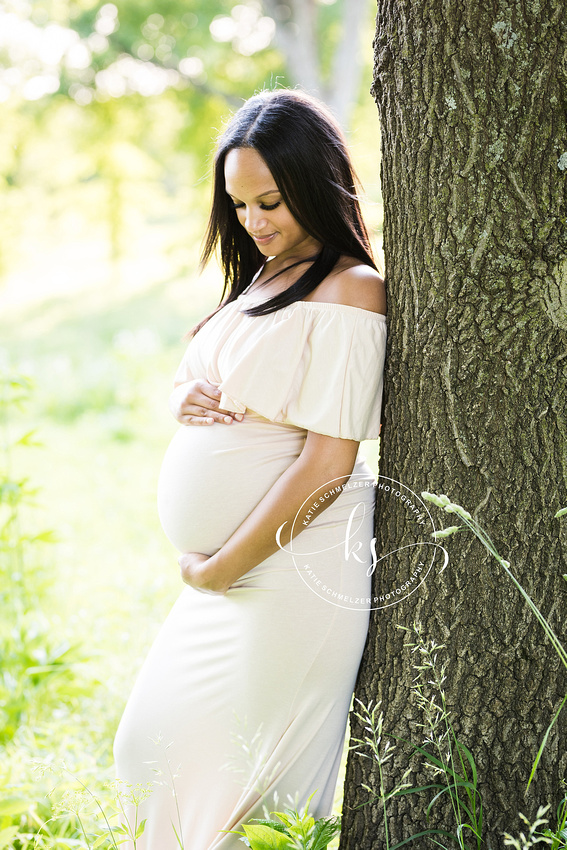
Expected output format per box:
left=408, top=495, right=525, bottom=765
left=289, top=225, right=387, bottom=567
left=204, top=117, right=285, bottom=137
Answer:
left=114, top=88, right=387, bottom=849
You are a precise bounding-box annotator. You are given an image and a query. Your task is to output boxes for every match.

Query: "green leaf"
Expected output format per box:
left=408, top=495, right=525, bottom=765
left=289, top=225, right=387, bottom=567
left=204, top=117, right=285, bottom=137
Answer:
left=248, top=820, right=288, bottom=833
left=406, top=743, right=452, bottom=775
left=0, top=826, right=19, bottom=849
left=135, top=818, right=147, bottom=838
left=457, top=822, right=482, bottom=841
left=426, top=786, right=457, bottom=819
left=286, top=814, right=315, bottom=836
left=241, top=824, right=292, bottom=849
left=0, top=797, right=31, bottom=817
left=528, top=692, right=567, bottom=790
left=15, top=429, right=43, bottom=447
left=555, top=507, right=567, bottom=519
left=310, top=817, right=341, bottom=850
left=30, top=529, right=59, bottom=544
left=424, top=778, right=479, bottom=814
left=171, top=819, right=185, bottom=849
left=8, top=375, right=34, bottom=390
left=112, top=825, right=128, bottom=835
left=272, top=812, right=294, bottom=829
left=456, top=740, right=478, bottom=787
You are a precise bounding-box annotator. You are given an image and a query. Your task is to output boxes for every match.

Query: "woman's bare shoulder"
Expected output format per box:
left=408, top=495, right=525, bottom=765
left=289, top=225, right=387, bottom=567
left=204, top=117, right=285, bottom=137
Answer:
left=305, top=258, right=386, bottom=315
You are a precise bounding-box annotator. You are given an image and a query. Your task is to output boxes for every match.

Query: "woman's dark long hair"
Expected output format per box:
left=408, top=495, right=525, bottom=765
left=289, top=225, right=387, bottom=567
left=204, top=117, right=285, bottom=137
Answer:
left=198, top=88, right=376, bottom=327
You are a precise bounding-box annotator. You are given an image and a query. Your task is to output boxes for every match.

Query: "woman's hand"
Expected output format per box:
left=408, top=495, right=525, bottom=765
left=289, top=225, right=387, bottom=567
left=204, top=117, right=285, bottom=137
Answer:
left=168, top=380, right=244, bottom=426
left=178, top=552, right=229, bottom=594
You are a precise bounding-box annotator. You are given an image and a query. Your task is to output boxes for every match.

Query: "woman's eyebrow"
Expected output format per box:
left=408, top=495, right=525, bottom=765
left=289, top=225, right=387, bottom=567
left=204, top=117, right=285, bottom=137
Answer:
left=226, top=188, right=280, bottom=199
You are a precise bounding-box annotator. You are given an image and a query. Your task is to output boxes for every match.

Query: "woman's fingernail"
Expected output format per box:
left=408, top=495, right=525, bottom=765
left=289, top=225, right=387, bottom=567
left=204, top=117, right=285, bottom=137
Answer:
left=235, top=414, right=244, bottom=421
left=224, top=416, right=233, bottom=424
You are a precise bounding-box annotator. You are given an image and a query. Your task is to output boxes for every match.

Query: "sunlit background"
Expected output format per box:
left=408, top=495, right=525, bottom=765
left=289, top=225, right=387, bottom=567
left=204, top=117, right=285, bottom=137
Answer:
left=0, top=0, right=383, bottom=842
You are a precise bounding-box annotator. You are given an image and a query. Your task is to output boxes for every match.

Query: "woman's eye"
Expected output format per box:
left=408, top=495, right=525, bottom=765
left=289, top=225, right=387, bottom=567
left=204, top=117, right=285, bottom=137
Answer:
left=229, top=200, right=281, bottom=211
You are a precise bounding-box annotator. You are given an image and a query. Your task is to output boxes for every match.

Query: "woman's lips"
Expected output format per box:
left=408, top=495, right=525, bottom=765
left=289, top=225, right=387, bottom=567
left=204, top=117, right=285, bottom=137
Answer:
left=250, top=232, right=276, bottom=245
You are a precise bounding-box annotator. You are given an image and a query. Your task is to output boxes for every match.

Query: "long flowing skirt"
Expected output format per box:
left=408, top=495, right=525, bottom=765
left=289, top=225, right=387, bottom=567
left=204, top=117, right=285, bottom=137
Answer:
left=114, top=441, right=375, bottom=849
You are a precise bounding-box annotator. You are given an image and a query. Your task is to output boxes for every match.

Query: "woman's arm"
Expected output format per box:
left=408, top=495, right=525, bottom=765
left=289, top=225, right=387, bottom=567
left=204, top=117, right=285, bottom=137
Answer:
left=178, top=265, right=384, bottom=592
left=179, top=430, right=360, bottom=593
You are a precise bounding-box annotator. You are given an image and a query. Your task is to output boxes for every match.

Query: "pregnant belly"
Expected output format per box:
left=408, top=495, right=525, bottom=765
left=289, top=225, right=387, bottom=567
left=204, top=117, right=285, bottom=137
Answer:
left=157, top=413, right=306, bottom=554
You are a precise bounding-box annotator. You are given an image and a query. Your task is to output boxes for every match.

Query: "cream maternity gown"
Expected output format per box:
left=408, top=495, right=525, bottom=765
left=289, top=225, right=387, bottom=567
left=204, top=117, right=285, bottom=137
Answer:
left=113, top=285, right=387, bottom=850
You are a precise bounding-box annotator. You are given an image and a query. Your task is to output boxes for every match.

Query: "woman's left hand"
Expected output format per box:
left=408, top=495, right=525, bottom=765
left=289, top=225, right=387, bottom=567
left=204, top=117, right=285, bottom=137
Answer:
left=178, top=552, right=228, bottom=594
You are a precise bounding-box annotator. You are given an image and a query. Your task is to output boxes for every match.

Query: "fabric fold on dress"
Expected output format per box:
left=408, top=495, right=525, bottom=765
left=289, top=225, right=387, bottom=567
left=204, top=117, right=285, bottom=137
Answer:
left=175, top=297, right=387, bottom=442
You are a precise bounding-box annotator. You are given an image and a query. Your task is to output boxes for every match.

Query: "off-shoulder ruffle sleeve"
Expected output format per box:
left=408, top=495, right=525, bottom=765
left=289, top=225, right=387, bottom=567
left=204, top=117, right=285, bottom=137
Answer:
left=218, top=302, right=387, bottom=441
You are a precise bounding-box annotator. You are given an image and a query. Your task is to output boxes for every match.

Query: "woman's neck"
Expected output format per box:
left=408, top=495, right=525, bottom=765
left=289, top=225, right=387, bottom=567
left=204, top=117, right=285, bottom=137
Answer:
left=253, top=254, right=319, bottom=293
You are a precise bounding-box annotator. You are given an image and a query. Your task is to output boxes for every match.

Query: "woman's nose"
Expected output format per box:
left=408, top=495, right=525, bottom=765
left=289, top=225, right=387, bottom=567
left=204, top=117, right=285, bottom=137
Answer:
left=245, top=206, right=267, bottom=233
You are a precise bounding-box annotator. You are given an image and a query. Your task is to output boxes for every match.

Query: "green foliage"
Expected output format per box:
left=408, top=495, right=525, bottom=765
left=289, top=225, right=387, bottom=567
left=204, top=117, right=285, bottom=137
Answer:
left=25, top=767, right=153, bottom=850
left=0, top=372, right=111, bottom=848
left=69, top=0, right=286, bottom=100
left=422, top=492, right=567, bottom=790
left=398, top=624, right=483, bottom=850
left=0, top=0, right=380, bottom=299
left=0, top=619, right=89, bottom=745
left=350, top=700, right=412, bottom=850
left=0, top=373, right=94, bottom=746
left=352, top=630, right=483, bottom=850
left=229, top=793, right=341, bottom=850
left=353, top=623, right=565, bottom=850
left=352, top=486, right=567, bottom=847
left=540, top=787, right=567, bottom=849
left=1, top=0, right=288, bottom=108
left=0, top=351, right=189, bottom=845
left=349, top=496, right=567, bottom=848
left=503, top=804, right=566, bottom=849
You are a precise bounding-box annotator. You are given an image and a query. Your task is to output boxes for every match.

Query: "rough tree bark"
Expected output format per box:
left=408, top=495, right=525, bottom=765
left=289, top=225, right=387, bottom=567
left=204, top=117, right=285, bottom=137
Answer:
left=341, top=2, right=567, bottom=848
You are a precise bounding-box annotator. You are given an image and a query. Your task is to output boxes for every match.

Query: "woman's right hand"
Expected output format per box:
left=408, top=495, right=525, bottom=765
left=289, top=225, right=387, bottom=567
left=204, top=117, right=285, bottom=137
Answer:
left=168, top=380, right=244, bottom=425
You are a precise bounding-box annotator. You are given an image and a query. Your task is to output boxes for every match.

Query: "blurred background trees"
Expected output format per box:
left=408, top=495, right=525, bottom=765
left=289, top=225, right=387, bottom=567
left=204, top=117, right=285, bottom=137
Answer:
left=0, top=0, right=380, bottom=293
left=0, top=3, right=381, bottom=845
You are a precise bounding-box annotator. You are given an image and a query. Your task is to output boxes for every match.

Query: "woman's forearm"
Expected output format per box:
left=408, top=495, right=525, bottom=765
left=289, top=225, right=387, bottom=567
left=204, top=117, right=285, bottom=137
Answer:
left=193, top=434, right=360, bottom=593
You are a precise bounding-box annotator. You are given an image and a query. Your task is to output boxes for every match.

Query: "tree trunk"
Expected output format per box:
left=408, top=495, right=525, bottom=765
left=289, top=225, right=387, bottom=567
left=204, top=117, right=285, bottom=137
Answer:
left=341, top=2, right=567, bottom=848
left=265, top=0, right=321, bottom=94
left=324, top=0, right=370, bottom=126
left=264, top=0, right=369, bottom=126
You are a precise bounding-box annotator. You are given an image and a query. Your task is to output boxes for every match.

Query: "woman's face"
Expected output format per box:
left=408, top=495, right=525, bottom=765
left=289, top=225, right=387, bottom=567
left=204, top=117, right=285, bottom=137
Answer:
left=224, top=147, right=321, bottom=262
